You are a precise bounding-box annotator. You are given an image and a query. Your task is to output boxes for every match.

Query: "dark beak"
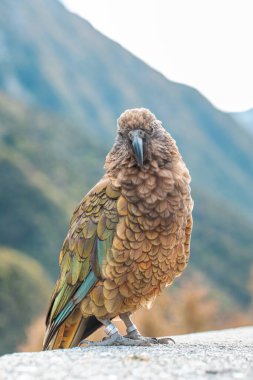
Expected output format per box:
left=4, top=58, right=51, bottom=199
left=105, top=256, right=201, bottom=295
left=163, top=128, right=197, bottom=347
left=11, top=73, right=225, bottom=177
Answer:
left=131, top=130, right=144, bottom=167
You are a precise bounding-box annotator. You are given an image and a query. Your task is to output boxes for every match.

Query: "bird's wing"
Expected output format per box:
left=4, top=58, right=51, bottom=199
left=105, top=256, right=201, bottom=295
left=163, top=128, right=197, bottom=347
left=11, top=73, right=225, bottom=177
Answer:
left=43, top=177, right=121, bottom=348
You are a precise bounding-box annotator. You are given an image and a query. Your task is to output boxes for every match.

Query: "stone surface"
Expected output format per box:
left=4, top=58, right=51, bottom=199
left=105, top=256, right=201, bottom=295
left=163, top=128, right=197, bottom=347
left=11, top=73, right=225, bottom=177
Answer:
left=0, top=327, right=252, bottom=380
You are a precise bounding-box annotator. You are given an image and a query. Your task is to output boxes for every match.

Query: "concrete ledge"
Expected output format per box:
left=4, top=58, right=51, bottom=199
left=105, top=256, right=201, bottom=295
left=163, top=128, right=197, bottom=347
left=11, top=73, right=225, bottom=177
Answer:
left=0, top=327, right=252, bottom=380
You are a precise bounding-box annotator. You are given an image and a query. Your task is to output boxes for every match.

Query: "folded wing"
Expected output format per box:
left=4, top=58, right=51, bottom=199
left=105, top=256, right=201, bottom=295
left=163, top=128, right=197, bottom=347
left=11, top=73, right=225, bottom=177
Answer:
left=43, top=178, right=121, bottom=349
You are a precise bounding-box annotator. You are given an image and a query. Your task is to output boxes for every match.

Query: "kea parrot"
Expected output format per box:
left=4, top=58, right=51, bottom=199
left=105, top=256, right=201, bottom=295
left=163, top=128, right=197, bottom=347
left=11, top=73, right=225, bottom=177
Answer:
left=43, top=108, right=193, bottom=349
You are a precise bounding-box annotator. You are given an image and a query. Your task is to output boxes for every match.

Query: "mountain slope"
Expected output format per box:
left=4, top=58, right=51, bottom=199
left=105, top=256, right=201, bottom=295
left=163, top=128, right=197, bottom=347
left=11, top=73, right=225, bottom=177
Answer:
left=0, top=93, right=106, bottom=211
left=0, top=157, right=67, bottom=275
left=0, top=92, right=108, bottom=274
left=231, top=109, right=253, bottom=134
left=191, top=189, right=253, bottom=305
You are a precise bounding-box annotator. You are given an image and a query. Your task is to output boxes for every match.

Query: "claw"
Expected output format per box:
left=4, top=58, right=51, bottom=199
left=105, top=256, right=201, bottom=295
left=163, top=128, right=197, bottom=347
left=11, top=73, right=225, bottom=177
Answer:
left=119, top=313, right=175, bottom=346
left=78, top=330, right=175, bottom=348
left=79, top=333, right=153, bottom=347
left=157, top=337, right=175, bottom=344
left=125, top=330, right=175, bottom=345
left=78, top=339, right=93, bottom=347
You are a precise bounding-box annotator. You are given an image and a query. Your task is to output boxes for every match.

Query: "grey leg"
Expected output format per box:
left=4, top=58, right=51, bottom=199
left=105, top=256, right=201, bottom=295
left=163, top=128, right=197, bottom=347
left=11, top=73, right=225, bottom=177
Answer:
left=120, top=312, right=175, bottom=345
left=119, top=312, right=143, bottom=338
left=78, top=318, right=154, bottom=347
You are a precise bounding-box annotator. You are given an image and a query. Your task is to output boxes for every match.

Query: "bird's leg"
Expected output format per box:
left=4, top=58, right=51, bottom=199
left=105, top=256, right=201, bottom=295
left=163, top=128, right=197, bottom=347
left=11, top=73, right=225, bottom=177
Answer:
left=120, top=312, right=175, bottom=345
left=78, top=318, right=153, bottom=347
left=119, top=312, right=143, bottom=340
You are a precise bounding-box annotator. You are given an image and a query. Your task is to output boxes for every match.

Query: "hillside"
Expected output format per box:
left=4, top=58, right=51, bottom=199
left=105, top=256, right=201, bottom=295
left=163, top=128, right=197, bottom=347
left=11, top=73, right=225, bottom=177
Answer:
left=0, top=93, right=105, bottom=272
left=0, top=96, right=69, bottom=273
left=232, top=109, right=253, bottom=134
left=0, top=93, right=106, bottom=211
left=0, top=247, right=52, bottom=355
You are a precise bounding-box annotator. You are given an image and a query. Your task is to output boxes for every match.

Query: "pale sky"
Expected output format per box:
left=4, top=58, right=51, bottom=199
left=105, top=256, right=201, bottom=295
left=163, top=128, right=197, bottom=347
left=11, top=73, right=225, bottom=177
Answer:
left=61, top=0, right=253, bottom=112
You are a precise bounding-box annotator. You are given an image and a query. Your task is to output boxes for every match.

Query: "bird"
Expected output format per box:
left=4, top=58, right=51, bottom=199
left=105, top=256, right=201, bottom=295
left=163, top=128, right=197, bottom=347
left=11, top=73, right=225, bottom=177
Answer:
left=43, top=108, right=193, bottom=349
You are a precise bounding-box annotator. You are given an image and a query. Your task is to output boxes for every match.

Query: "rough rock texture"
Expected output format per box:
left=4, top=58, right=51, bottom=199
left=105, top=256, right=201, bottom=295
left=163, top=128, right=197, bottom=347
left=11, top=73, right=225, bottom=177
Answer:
left=0, top=327, right=252, bottom=380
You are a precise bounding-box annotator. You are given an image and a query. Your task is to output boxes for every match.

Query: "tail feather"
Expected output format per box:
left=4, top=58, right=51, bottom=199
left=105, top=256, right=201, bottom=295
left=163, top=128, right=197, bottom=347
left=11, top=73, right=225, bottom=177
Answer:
left=43, top=307, right=102, bottom=350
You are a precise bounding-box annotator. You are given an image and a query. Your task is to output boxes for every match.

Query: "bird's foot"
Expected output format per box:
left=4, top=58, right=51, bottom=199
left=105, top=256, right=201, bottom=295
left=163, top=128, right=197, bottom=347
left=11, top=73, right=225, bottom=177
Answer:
left=78, top=332, right=154, bottom=347
left=125, top=329, right=175, bottom=345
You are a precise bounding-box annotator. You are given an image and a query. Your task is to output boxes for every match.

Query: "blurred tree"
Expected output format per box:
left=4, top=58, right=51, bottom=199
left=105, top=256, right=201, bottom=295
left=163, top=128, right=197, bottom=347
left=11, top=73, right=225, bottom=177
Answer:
left=0, top=247, right=52, bottom=354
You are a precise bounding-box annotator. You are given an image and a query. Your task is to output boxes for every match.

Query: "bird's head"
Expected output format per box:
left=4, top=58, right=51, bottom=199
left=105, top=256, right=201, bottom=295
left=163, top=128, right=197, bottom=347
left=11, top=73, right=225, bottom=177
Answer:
left=105, top=108, right=177, bottom=175
left=117, top=108, right=158, bottom=168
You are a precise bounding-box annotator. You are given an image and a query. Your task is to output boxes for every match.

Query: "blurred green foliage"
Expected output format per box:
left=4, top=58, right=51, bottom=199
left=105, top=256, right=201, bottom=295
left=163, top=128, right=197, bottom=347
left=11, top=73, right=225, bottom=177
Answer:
left=0, top=247, right=52, bottom=355
left=0, top=157, right=67, bottom=275
left=192, top=189, right=253, bottom=305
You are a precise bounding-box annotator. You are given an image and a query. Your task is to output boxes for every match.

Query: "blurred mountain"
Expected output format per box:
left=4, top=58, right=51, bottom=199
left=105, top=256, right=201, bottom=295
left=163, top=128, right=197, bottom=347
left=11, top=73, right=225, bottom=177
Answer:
left=0, top=93, right=106, bottom=274
left=0, top=0, right=253, bottom=353
left=231, top=109, right=253, bottom=134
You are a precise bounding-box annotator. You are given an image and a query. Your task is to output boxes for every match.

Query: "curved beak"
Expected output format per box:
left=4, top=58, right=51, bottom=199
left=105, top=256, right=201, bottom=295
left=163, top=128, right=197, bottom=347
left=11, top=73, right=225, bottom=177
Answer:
left=131, top=130, right=144, bottom=167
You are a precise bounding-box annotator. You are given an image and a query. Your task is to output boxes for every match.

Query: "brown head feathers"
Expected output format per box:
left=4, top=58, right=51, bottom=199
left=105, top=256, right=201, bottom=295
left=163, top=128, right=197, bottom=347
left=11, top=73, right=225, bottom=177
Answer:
left=117, top=108, right=162, bottom=134
left=105, top=108, right=179, bottom=173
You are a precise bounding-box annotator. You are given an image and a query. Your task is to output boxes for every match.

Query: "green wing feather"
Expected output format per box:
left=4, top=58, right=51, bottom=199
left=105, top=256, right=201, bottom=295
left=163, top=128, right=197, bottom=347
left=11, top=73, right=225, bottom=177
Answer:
left=43, top=178, right=120, bottom=349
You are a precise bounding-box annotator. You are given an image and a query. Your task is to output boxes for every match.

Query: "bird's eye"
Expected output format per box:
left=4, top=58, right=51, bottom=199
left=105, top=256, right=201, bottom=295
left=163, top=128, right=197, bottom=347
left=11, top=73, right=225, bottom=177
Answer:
left=149, top=126, right=154, bottom=135
left=139, top=130, right=145, bottom=138
left=128, top=131, right=134, bottom=141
